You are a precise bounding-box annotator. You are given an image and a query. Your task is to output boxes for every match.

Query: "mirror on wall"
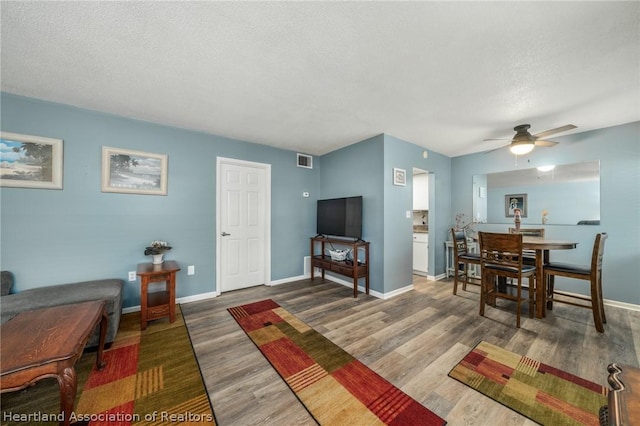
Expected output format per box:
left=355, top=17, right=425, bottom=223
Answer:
left=472, top=161, right=600, bottom=225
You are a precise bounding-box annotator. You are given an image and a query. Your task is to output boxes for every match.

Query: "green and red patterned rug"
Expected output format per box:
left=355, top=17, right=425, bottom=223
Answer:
left=1, top=306, right=215, bottom=425
left=228, top=299, right=446, bottom=425
left=448, top=341, right=608, bottom=426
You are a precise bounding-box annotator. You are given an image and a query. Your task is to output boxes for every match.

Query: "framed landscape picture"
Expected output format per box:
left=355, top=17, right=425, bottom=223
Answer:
left=505, top=193, right=528, bottom=217
left=101, top=146, right=168, bottom=195
left=0, top=131, right=63, bottom=189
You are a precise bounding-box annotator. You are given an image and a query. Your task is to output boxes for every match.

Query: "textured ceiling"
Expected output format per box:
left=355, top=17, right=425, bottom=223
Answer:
left=1, top=1, right=638, bottom=157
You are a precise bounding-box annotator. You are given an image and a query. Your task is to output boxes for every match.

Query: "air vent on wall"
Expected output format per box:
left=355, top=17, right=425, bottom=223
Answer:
left=297, top=153, right=313, bottom=169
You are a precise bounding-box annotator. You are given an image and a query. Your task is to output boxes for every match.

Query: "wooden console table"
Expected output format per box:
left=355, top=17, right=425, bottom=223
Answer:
left=605, top=363, right=640, bottom=425
left=310, top=236, right=370, bottom=297
left=137, top=260, right=180, bottom=330
left=0, top=300, right=108, bottom=426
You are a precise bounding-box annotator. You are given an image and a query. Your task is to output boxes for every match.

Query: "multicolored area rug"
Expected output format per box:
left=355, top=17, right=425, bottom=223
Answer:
left=1, top=306, right=215, bottom=425
left=228, top=299, right=446, bottom=425
left=448, top=341, right=607, bottom=426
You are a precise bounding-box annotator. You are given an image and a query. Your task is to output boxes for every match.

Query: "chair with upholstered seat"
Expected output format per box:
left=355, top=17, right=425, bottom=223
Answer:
left=545, top=233, right=607, bottom=333
left=479, top=232, right=536, bottom=328
left=451, top=228, right=481, bottom=295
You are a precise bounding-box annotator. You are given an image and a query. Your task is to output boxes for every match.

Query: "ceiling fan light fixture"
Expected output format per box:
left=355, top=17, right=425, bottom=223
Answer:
left=537, top=165, right=556, bottom=172
left=510, top=142, right=535, bottom=155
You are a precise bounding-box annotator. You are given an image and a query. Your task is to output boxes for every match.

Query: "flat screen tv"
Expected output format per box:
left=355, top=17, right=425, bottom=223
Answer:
left=316, top=196, right=363, bottom=239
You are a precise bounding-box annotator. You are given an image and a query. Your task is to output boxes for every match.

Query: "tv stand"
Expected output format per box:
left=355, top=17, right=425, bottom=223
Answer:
left=310, top=236, right=370, bottom=297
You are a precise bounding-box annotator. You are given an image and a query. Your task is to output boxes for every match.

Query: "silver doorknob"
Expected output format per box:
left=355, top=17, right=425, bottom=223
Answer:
left=221, top=232, right=231, bottom=236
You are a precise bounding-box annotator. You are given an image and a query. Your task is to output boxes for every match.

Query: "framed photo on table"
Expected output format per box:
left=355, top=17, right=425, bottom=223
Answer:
left=101, top=146, right=168, bottom=195
left=505, top=193, right=528, bottom=217
left=0, top=131, right=63, bottom=189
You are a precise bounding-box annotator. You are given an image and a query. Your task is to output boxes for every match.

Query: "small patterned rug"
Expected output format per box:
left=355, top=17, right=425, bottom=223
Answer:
left=448, top=341, right=608, bottom=426
left=1, top=305, right=215, bottom=425
left=228, top=299, right=446, bottom=425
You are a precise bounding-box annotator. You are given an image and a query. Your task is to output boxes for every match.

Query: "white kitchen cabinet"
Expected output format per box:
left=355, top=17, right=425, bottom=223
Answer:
left=413, top=233, right=428, bottom=275
left=413, top=173, right=429, bottom=210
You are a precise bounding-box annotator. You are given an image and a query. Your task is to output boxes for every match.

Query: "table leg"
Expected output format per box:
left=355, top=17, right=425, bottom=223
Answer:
left=96, top=309, right=108, bottom=370
left=169, top=274, right=176, bottom=323
left=57, top=366, right=77, bottom=426
left=535, top=249, right=545, bottom=318
left=140, top=279, right=148, bottom=330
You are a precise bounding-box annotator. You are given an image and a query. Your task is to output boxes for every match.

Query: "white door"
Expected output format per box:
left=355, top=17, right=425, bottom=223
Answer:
left=217, top=158, right=270, bottom=292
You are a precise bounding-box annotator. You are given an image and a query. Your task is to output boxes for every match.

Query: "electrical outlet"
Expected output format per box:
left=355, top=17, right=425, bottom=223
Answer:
left=188, top=265, right=195, bottom=275
left=128, top=271, right=136, bottom=281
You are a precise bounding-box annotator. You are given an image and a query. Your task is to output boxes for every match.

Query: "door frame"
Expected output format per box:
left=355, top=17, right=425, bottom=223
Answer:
left=216, top=156, right=271, bottom=293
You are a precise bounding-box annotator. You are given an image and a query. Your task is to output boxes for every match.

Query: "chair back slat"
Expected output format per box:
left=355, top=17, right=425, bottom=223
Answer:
left=508, top=227, right=545, bottom=237
left=592, top=232, right=607, bottom=272
left=479, top=232, right=524, bottom=270
left=451, top=229, right=469, bottom=256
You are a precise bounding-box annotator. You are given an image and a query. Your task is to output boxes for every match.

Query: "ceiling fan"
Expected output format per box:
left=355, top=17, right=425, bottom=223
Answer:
left=484, top=124, right=577, bottom=155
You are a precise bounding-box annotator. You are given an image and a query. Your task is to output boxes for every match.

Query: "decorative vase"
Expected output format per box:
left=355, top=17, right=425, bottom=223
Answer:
left=152, top=253, right=164, bottom=265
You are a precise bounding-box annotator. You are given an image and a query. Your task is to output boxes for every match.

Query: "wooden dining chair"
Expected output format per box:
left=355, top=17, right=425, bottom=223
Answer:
left=450, top=228, right=480, bottom=295
left=479, top=232, right=536, bottom=328
left=545, top=233, right=608, bottom=333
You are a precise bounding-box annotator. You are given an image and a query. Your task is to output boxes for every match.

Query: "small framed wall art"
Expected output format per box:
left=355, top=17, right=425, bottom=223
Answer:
left=0, top=131, right=64, bottom=189
left=101, top=146, right=168, bottom=195
left=393, top=168, right=406, bottom=186
left=505, top=193, right=528, bottom=217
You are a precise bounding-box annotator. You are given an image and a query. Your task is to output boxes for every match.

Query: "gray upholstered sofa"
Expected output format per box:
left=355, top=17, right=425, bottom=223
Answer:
left=0, top=271, right=124, bottom=347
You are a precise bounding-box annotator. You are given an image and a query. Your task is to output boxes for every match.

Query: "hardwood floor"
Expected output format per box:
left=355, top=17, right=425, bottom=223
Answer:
left=181, top=276, right=640, bottom=425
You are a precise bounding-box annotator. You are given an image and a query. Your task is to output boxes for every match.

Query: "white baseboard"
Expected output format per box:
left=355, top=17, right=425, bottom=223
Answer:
left=120, top=277, right=640, bottom=313
left=270, top=275, right=308, bottom=286
left=431, top=273, right=447, bottom=281
left=122, top=291, right=219, bottom=314
left=604, top=298, right=640, bottom=312
left=551, top=290, right=640, bottom=312
left=380, top=284, right=414, bottom=299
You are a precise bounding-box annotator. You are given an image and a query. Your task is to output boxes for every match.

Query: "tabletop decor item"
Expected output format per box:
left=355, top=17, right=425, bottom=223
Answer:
left=144, top=240, right=172, bottom=264
left=514, top=208, right=522, bottom=231
left=542, top=209, right=549, bottom=224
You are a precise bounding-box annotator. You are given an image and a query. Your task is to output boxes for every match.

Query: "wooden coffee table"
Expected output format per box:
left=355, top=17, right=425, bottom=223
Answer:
left=0, top=300, right=108, bottom=426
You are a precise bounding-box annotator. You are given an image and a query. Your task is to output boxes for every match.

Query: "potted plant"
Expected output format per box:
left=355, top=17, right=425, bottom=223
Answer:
left=144, top=240, right=172, bottom=264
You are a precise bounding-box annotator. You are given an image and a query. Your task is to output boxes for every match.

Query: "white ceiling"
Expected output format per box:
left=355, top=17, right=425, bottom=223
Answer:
left=1, top=1, right=638, bottom=157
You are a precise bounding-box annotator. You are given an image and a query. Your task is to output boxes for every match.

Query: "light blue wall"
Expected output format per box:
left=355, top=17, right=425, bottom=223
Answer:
left=319, top=135, right=385, bottom=292
left=383, top=135, right=452, bottom=284
left=451, top=121, right=640, bottom=304
left=5, top=92, right=634, bottom=305
left=319, top=134, right=453, bottom=295
left=0, top=93, right=319, bottom=308
left=486, top=180, right=600, bottom=225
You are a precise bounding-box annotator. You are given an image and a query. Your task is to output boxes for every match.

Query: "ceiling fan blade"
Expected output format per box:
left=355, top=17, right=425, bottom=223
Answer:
left=534, top=140, right=559, bottom=147
left=533, top=124, right=577, bottom=139
left=483, top=138, right=511, bottom=141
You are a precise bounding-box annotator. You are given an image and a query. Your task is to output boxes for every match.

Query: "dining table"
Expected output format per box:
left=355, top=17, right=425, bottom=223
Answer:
left=522, top=236, right=578, bottom=318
